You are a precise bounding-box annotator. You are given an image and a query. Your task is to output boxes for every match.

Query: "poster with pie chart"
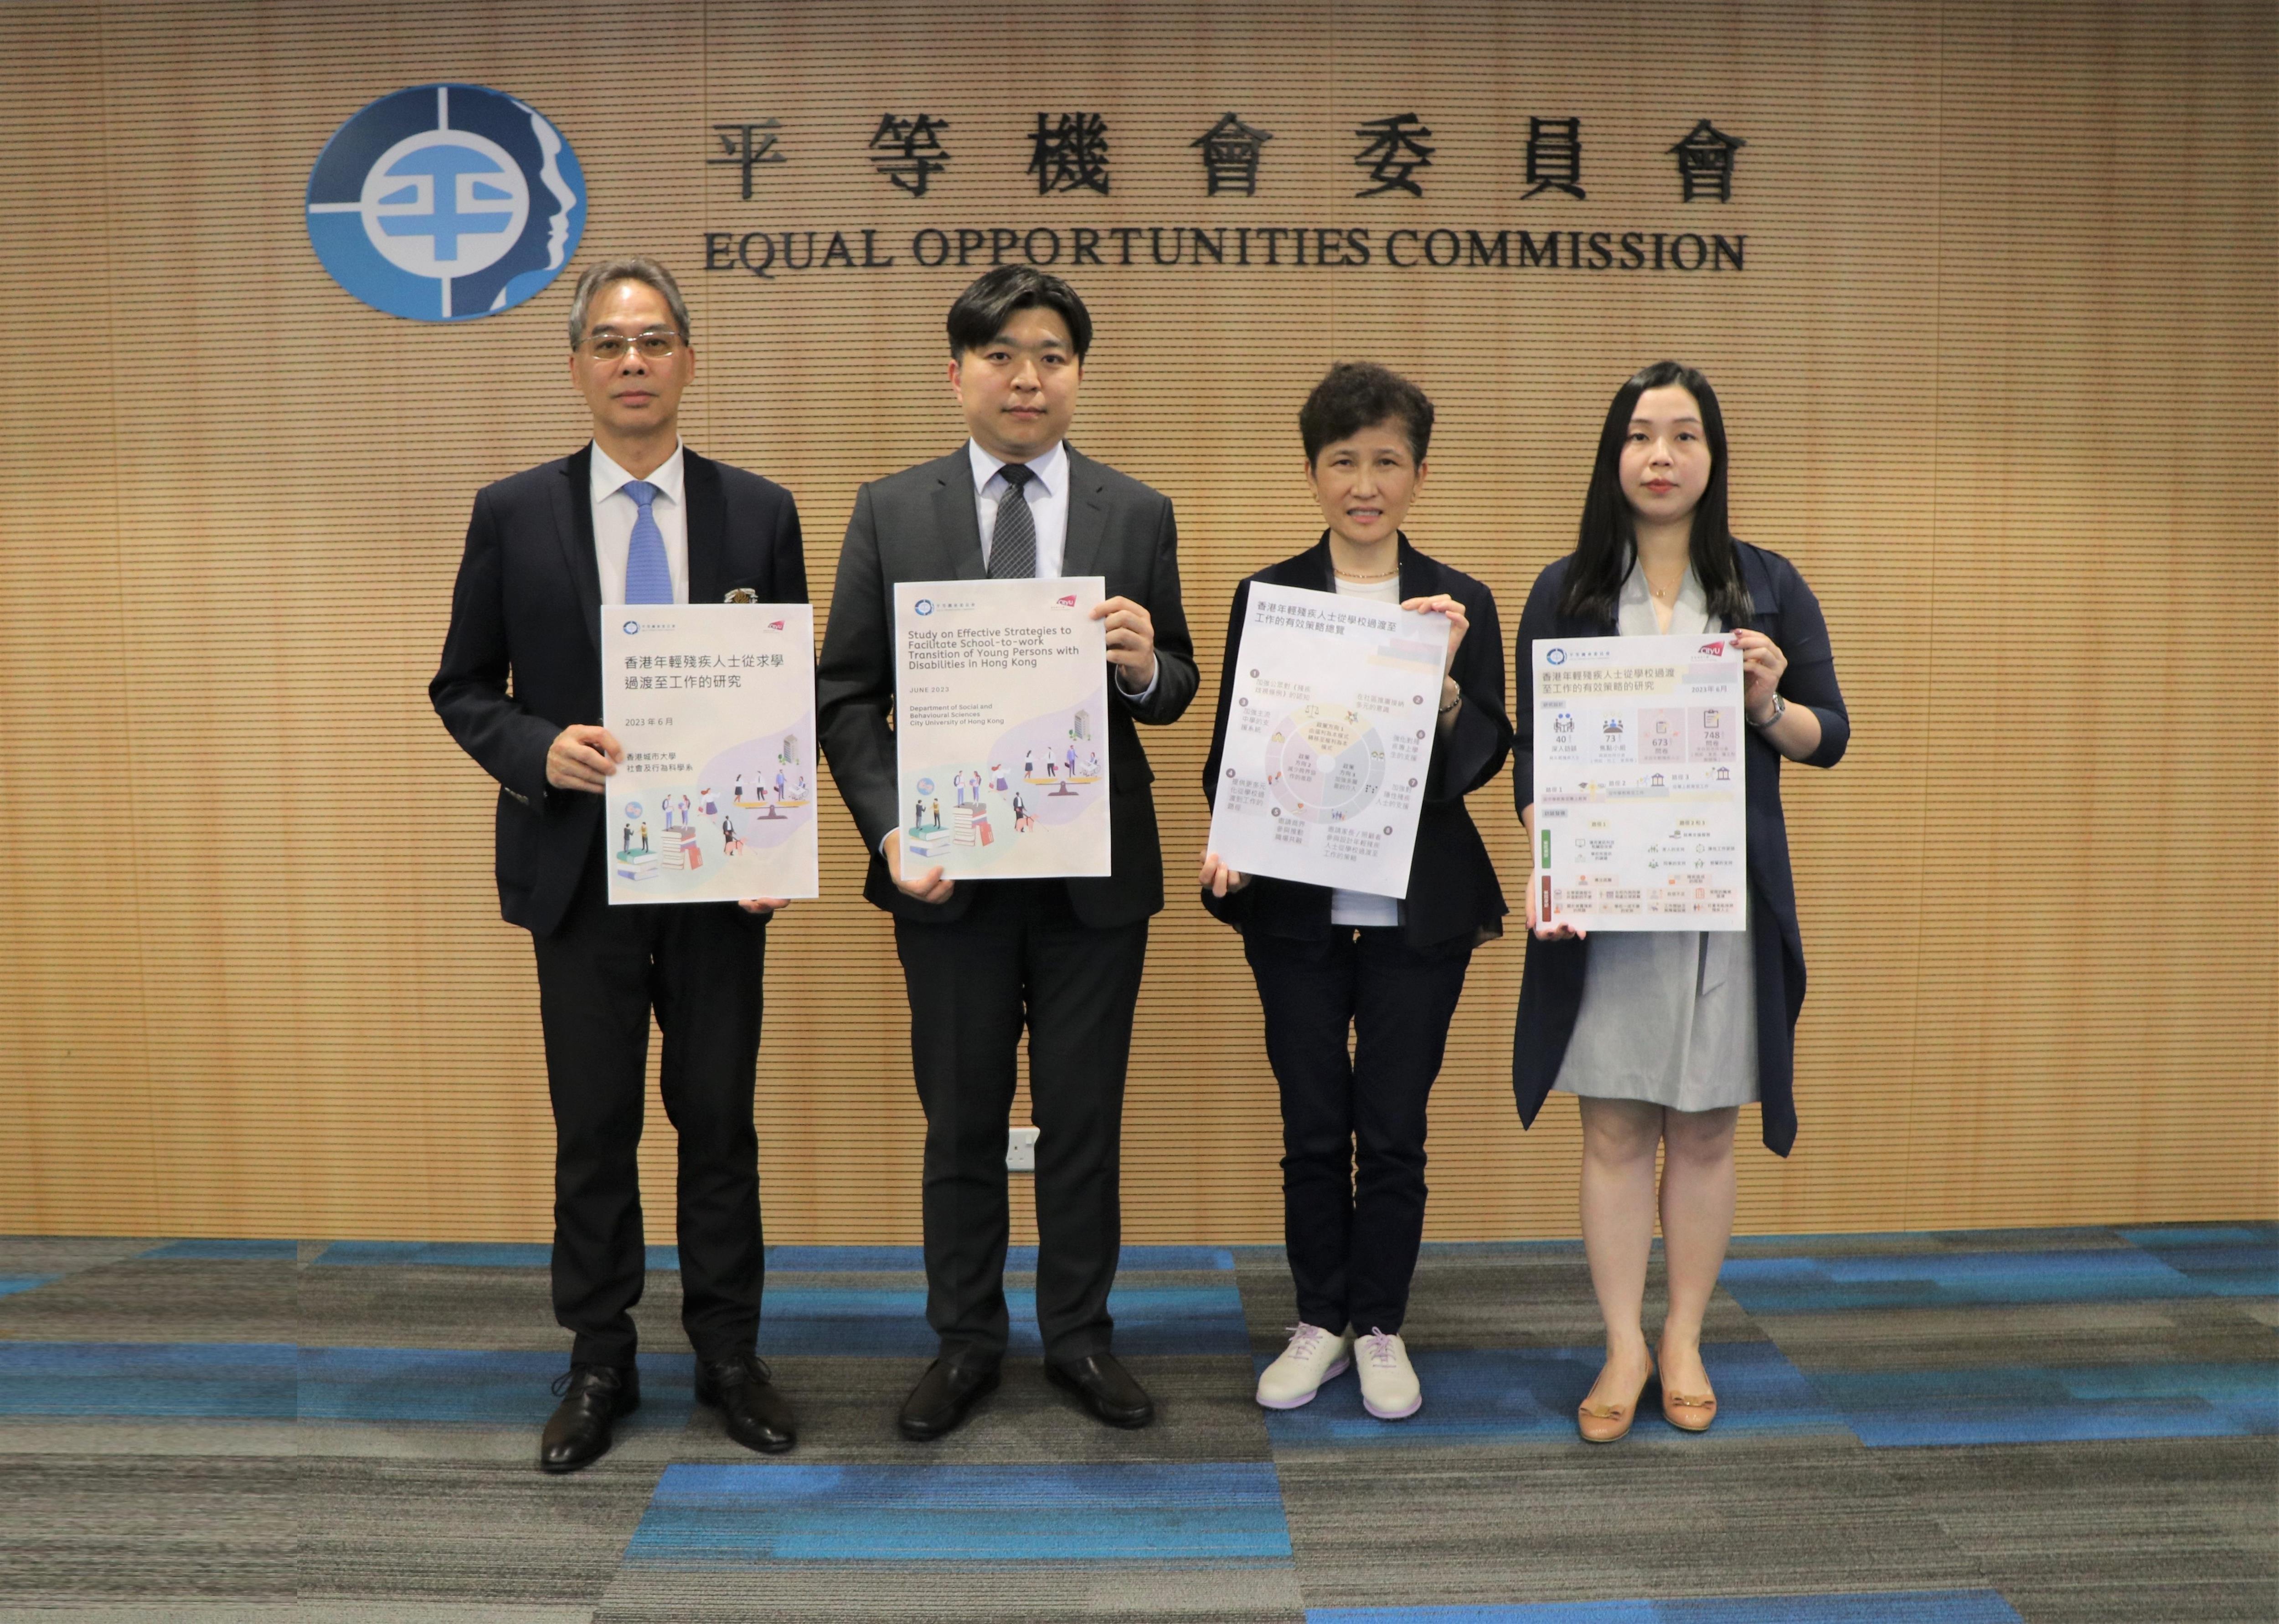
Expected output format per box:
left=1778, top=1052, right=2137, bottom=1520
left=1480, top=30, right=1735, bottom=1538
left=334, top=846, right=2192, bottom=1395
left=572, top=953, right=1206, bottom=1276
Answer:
left=1206, top=581, right=1450, bottom=897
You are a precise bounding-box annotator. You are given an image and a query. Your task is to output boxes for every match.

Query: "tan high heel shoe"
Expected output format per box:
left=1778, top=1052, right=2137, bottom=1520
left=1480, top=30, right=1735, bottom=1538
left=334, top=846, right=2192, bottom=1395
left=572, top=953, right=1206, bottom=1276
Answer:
left=1577, top=1356, right=1655, bottom=1444
left=1661, top=1384, right=1717, bottom=1433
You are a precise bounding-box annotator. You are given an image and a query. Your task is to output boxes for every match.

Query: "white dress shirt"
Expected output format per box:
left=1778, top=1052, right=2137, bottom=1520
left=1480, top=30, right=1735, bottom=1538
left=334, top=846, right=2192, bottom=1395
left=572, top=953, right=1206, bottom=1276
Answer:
left=590, top=439, right=689, bottom=606
left=968, top=438, right=1071, bottom=576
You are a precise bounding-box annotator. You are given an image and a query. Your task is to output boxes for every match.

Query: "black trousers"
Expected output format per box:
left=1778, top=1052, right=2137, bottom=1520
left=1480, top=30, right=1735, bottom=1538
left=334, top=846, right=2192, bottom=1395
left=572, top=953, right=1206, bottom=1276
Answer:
left=1244, top=927, right=1472, bottom=1336
left=894, top=880, right=1149, bottom=1366
left=530, top=863, right=768, bottom=1367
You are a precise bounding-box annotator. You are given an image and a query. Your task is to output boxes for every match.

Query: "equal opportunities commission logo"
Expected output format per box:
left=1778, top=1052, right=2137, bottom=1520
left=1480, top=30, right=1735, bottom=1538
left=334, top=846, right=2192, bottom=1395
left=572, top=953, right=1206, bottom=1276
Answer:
left=306, top=83, right=585, bottom=321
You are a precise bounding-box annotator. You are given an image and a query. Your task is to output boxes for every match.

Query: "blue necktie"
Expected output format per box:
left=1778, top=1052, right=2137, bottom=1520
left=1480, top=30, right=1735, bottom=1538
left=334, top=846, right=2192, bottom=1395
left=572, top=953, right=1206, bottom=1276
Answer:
left=621, top=480, right=672, bottom=604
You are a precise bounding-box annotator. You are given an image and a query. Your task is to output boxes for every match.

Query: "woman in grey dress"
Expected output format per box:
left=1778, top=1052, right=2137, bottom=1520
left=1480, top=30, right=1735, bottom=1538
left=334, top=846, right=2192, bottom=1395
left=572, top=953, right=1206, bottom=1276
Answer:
left=1511, top=362, right=1850, bottom=1442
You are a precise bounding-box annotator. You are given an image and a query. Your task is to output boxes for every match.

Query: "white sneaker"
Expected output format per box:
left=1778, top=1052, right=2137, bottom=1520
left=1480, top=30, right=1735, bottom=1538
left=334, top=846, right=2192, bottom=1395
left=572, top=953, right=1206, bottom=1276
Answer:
left=1255, top=1323, right=1354, bottom=1410
left=1356, top=1327, right=1422, bottom=1419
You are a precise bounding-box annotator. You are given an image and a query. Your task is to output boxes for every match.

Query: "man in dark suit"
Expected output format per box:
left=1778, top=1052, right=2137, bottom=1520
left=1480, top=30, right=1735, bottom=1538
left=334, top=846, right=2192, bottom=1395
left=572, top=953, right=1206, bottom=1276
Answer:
left=431, top=258, right=804, bottom=1472
left=817, top=267, right=1198, bottom=1439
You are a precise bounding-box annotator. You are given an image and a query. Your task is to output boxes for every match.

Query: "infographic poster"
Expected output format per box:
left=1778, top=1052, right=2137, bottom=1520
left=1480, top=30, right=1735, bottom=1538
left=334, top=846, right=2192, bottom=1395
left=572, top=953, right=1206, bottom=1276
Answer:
left=601, top=604, right=819, bottom=905
left=894, top=577, right=1110, bottom=881
left=1206, top=582, right=1450, bottom=897
left=1530, top=632, right=1747, bottom=932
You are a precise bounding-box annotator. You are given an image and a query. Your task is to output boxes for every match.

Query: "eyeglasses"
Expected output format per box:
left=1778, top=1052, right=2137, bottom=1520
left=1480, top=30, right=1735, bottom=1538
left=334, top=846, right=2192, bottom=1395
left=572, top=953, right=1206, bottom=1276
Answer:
left=579, top=329, right=683, bottom=361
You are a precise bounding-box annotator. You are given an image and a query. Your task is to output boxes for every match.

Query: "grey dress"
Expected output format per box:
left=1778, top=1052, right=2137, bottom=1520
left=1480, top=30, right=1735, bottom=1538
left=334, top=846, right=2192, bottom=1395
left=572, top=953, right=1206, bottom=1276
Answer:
left=1551, top=562, right=1760, bottom=1112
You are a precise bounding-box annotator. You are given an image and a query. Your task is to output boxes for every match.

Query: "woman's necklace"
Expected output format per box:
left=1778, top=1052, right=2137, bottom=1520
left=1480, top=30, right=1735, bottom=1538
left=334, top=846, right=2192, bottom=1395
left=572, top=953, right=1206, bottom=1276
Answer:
left=1335, top=563, right=1400, bottom=583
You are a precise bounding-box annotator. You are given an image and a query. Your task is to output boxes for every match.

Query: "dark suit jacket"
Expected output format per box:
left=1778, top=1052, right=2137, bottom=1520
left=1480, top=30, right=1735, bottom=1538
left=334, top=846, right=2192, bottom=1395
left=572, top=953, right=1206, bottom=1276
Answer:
left=431, top=444, right=807, bottom=937
left=1199, top=535, right=1512, bottom=954
left=1511, top=540, right=1847, bottom=1155
left=816, top=444, right=1198, bottom=928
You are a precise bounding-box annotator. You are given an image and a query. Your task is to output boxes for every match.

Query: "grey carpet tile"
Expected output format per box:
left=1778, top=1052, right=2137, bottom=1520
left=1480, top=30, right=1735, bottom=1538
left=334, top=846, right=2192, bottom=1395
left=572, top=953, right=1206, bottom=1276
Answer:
left=2241, top=1300, right=2279, bottom=1331
left=0, top=1610, right=594, bottom=1623
left=0, top=1455, right=293, bottom=1603
left=0, top=1421, right=297, bottom=1458
left=294, top=1421, right=678, bottom=1466
left=0, top=1239, right=164, bottom=1276
left=689, top=1356, right=1274, bottom=1465
left=292, top=1268, right=686, bottom=1351
left=1234, top=1255, right=1761, bottom=1352
left=293, top=1457, right=656, bottom=1605
left=0, top=1261, right=293, bottom=1345
left=595, top=1561, right=1305, bottom=1623
left=1274, top=1437, right=1990, bottom=1609
left=1761, top=1298, right=2279, bottom=1372
left=1877, top=1438, right=2279, bottom=1624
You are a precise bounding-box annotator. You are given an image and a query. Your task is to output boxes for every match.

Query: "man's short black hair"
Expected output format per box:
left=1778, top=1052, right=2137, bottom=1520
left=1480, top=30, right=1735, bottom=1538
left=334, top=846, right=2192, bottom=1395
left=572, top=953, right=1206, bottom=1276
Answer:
left=1299, top=361, right=1435, bottom=466
left=946, top=266, right=1094, bottom=360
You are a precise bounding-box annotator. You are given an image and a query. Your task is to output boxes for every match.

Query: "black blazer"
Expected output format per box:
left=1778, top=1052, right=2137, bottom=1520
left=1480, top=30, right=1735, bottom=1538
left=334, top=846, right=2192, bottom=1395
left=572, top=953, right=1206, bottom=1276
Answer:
left=430, top=444, right=808, bottom=937
left=1511, top=540, right=1847, bottom=1155
left=1200, top=535, right=1512, bottom=954
left=815, top=445, right=1199, bottom=928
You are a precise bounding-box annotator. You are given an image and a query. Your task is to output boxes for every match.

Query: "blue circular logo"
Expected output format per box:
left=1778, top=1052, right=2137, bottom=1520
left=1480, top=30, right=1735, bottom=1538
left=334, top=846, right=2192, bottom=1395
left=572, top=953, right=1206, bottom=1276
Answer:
left=1546, top=648, right=1566, bottom=665
left=915, top=599, right=934, bottom=616
left=622, top=620, right=641, bottom=635
left=306, top=83, right=585, bottom=322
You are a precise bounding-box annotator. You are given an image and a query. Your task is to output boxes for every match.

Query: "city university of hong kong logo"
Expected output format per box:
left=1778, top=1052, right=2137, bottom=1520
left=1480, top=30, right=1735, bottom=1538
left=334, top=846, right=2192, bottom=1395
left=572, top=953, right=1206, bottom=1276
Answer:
left=306, top=83, right=585, bottom=321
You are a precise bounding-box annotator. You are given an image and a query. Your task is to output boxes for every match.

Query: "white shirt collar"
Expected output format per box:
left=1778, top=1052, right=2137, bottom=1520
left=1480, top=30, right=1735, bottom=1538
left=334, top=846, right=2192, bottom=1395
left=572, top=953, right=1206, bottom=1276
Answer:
left=967, top=438, right=1067, bottom=497
left=590, top=438, right=686, bottom=505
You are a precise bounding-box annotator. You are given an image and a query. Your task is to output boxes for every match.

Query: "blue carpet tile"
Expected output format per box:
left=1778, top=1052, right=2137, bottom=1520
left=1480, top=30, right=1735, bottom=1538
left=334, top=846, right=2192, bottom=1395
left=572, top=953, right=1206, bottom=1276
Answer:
left=1812, top=1360, right=2279, bottom=1447
left=298, top=1346, right=696, bottom=1425
left=0, top=1276, right=57, bottom=1299
left=2118, top=1224, right=2279, bottom=1296
left=1261, top=1342, right=1844, bottom=1447
left=1719, top=1248, right=2203, bottom=1313
left=626, top=1461, right=1293, bottom=1563
left=1306, top=1592, right=2025, bottom=1621
left=140, top=1238, right=299, bottom=1261
left=0, top=1340, right=293, bottom=1418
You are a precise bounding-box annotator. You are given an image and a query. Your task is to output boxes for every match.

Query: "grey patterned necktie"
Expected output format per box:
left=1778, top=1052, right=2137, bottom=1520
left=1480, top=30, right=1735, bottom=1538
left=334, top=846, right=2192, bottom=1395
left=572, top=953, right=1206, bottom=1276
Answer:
left=987, top=463, right=1037, bottom=579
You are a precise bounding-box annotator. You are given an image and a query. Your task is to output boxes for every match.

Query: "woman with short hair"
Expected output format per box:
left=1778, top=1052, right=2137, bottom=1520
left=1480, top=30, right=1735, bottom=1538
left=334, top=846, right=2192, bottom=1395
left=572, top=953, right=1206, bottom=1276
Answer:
left=1201, top=362, right=1511, bottom=1421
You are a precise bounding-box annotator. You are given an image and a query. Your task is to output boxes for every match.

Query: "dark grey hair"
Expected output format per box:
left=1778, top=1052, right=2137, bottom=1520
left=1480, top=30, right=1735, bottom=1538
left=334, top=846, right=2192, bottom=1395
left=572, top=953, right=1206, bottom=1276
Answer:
left=566, top=258, right=692, bottom=348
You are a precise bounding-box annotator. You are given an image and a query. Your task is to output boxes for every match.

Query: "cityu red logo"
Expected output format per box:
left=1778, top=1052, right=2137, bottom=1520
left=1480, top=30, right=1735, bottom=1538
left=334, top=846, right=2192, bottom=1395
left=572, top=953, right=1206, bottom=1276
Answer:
left=1698, top=640, right=1727, bottom=657
left=1056, top=593, right=1078, bottom=608
left=768, top=619, right=786, bottom=631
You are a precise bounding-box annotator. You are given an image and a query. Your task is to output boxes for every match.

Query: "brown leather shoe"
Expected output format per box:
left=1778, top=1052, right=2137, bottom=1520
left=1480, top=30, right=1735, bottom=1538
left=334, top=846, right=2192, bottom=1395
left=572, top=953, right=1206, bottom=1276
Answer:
left=539, top=1363, right=639, bottom=1473
left=696, top=1352, right=796, bottom=1454
left=1046, top=1352, right=1155, bottom=1429
left=1576, top=1356, right=1654, bottom=1445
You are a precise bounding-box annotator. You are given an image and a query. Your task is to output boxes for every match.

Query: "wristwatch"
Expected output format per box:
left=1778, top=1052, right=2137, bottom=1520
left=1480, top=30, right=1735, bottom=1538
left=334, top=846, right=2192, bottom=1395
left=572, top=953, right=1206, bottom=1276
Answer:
left=1747, top=693, right=1786, bottom=729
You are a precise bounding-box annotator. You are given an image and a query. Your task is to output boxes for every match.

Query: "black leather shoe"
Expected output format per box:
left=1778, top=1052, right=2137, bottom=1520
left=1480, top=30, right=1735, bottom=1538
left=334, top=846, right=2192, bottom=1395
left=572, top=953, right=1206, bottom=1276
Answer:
left=695, top=1352, right=796, bottom=1454
left=1046, top=1352, right=1155, bottom=1429
left=897, top=1357, right=1001, bottom=1441
left=539, top=1363, right=639, bottom=1474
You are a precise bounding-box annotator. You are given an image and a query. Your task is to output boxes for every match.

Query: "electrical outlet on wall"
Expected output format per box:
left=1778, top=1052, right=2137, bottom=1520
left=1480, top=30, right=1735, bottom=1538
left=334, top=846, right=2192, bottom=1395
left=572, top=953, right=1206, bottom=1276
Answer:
left=1005, top=1126, right=1040, bottom=1173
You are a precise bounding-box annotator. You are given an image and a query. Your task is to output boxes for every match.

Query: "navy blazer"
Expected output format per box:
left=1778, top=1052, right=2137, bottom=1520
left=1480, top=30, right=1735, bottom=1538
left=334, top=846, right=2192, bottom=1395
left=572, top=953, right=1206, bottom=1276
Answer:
left=815, top=445, right=1198, bottom=928
left=1511, top=541, right=1847, bottom=1155
left=431, top=444, right=807, bottom=937
left=1201, top=535, right=1512, bottom=953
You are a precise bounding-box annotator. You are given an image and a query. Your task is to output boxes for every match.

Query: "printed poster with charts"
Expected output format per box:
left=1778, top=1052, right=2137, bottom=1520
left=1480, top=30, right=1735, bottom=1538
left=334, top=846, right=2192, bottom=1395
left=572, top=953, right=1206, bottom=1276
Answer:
left=1207, top=582, right=1452, bottom=896
left=602, top=604, right=820, bottom=905
left=895, top=576, right=1110, bottom=881
left=1531, top=632, right=1747, bottom=932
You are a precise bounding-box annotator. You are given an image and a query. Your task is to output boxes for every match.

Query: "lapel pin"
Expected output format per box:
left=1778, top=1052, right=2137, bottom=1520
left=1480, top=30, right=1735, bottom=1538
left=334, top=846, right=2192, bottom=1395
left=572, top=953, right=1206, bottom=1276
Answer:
left=724, top=587, right=759, bottom=604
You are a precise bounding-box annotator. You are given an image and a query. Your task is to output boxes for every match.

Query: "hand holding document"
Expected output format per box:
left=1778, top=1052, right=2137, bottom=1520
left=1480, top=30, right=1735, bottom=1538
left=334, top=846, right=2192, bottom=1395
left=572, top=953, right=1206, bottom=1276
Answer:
left=1531, top=632, right=1747, bottom=932
left=602, top=605, right=820, bottom=905
left=895, top=577, right=1111, bottom=882
left=1206, top=583, right=1451, bottom=898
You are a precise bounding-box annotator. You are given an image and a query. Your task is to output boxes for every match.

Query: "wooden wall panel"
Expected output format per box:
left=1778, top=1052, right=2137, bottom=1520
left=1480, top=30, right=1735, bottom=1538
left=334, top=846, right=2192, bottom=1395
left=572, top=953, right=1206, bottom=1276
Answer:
left=0, top=0, right=2269, bottom=1243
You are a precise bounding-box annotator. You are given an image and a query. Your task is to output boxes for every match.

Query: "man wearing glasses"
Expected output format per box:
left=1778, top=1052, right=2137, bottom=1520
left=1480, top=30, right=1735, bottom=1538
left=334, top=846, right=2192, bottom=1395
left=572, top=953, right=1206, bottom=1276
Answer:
left=431, top=258, right=805, bottom=1472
